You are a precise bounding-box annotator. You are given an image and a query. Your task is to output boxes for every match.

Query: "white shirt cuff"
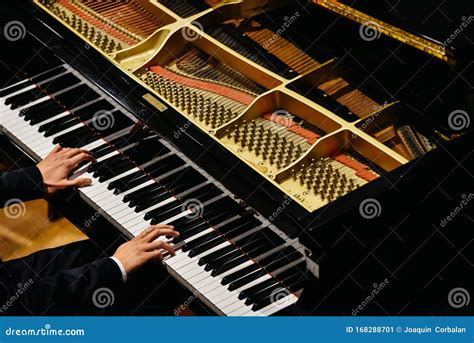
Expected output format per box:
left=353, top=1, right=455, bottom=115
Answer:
left=110, top=257, right=128, bottom=283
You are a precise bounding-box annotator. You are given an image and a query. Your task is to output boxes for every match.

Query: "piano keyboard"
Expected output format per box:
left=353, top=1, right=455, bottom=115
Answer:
left=0, top=63, right=310, bottom=316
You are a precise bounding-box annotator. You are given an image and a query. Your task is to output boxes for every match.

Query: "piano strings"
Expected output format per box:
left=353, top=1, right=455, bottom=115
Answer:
left=42, top=0, right=168, bottom=53
left=142, top=48, right=266, bottom=129
left=225, top=111, right=325, bottom=171
left=207, top=19, right=322, bottom=79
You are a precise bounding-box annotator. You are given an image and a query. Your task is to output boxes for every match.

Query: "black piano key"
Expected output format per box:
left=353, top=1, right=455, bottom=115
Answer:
left=133, top=183, right=193, bottom=211
left=199, top=244, right=237, bottom=266
left=109, top=172, right=144, bottom=193
left=0, top=66, right=66, bottom=97
left=222, top=247, right=295, bottom=286
left=143, top=183, right=219, bottom=221
left=182, top=231, right=220, bottom=252
left=171, top=216, right=204, bottom=233
left=246, top=271, right=304, bottom=306
left=239, top=279, right=278, bottom=301
left=42, top=116, right=81, bottom=136
left=242, top=261, right=306, bottom=301
left=229, top=248, right=302, bottom=291
left=52, top=84, right=99, bottom=109
left=132, top=190, right=172, bottom=211
left=165, top=209, right=229, bottom=232
left=205, top=233, right=263, bottom=271
left=143, top=154, right=182, bottom=176
left=127, top=183, right=166, bottom=205
left=7, top=73, right=80, bottom=109
left=30, top=66, right=67, bottom=83
left=53, top=125, right=90, bottom=145
left=178, top=183, right=221, bottom=203
left=221, top=263, right=260, bottom=285
left=1, top=81, right=32, bottom=98
left=91, top=144, right=116, bottom=159
left=173, top=222, right=210, bottom=243
left=111, top=154, right=183, bottom=192
left=189, top=235, right=228, bottom=258
left=211, top=255, right=249, bottom=277
left=169, top=210, right=227, bottom=235
left=143, top=199, right=180, bottom=221
left=124, top=182, right=162, bottom=203
left=60, top=132, right=99, bottom=148
left=201, top=198, right=245, bottom=221
left=218, top=217, right=260, bottom=238
left=71, top=100, right=114, bottom=121
left=99, top=162, right=135, bottom=182
left=22, top=98, right=64, bottom=120
left=251, top=279, right=306, bottom=312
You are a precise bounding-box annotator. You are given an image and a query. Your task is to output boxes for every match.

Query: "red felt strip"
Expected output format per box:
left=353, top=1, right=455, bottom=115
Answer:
left=262, top=113, right=320, bottom=144
left=150, top=65, right=255, bottom=106
left=333, top=154, right=379, bottom=182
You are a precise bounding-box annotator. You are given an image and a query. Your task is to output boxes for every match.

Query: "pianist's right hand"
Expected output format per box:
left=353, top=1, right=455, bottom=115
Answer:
left=113, top=225, right=179, bottom=274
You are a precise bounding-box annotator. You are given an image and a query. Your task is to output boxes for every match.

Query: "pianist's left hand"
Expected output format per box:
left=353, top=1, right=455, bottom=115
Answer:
left=37, top=145, right=96, bottom=194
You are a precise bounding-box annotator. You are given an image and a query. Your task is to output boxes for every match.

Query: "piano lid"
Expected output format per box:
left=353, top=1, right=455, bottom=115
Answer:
left=312, top=0, right=474, bottom=65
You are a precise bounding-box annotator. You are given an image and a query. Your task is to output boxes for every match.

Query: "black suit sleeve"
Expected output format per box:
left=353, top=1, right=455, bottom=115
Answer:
left=0, top=166, right=44, bottom=205
left=25, top=257, right=124, bottom=314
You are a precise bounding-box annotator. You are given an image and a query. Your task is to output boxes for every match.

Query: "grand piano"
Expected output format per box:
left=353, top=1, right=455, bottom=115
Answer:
left=0, top=0, right=472, bottom=316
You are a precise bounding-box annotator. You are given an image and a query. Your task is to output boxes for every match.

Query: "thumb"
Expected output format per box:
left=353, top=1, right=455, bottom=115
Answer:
left=66, top=178, right=93, bottom=188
